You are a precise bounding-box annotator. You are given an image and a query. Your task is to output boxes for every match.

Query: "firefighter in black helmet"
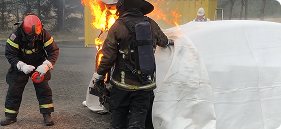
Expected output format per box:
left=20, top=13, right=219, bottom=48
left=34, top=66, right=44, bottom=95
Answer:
left=0, top=14, right=59, bottom=126
left=93, top=0, right=173, bottom=128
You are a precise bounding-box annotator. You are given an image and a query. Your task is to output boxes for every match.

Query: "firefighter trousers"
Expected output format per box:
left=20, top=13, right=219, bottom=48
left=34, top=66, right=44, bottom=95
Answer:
left=145, top=91, right=154, bottom=129
left=110, top=85, right=153, bottom=129
left=4, top=67, right=54, bottom=118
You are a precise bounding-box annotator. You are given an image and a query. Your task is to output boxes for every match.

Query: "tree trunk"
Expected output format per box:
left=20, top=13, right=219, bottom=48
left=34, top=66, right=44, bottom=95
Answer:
left=37, top=0, right=41, bottom=19
left=260, top=0, right=266, bottom=20
left=244, top=0, right=248, bottom=20
left=229, top=0, right=235, bottom=20
left=239, top=0, right=244, bottom=20
left=25, top=0, right=31, bottom=15
left=15, top=0, right=19, bottom=22
left=1, top=0, right=5, bottom=30
left=57, top=0, right=64, bottom=31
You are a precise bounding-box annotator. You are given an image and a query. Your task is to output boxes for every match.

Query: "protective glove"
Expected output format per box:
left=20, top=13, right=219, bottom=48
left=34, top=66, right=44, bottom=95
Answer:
left=168, top=39, right=174, bottom=45
left=35, top=60, right=53, bottom=76
left=17, top=61, right=35, bottom=74
left=92, top=73, right=105, bottom=92
left=93, top=73, right=105, bottom=84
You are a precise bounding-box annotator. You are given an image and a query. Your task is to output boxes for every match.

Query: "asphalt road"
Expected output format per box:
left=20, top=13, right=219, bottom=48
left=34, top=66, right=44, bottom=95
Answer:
left=0, top=43, right=111, bottom=129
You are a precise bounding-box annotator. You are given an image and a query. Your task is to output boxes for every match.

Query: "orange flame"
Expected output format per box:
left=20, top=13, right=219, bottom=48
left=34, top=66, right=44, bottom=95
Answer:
left=81, top=0, right=118, bottom=32
left=82, top=0, right=181, bottom=49
left=81, top=0, right=181, bottom=68
left=94, top=38, right=103, bottom=51
left=82, top=0, right=119, bottom=69
left=97, top=53, right=104, bottom=66
left=81, top=0, right=118, bottom=54
left=148, top=0, right=182, bottom=27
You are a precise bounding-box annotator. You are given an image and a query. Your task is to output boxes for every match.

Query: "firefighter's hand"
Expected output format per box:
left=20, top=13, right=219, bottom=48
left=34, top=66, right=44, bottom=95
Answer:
left=93, top=73, right=105, bottom=84
left=17, top=61, right=35, bottom=74
left=92, top=73, right=105, bottom=92
left=168, top=39, right=174, bottom=45
left=92, top=79, right=104, bottom=93
left=93, top=73, right=105, bottom=87
left=35, top=60, right=53, bottom=76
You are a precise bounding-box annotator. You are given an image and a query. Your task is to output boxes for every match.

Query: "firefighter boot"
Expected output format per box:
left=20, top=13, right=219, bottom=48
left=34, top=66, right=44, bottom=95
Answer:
left=0, top=117, right=17, bottom=126
left=43, top=113, right=54, bottom=126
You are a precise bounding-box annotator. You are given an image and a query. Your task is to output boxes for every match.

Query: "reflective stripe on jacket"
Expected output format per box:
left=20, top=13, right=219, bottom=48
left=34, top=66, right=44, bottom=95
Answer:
left=97, top=9, right=168, bottom=91
left=5, top=27, right=59, bottom=67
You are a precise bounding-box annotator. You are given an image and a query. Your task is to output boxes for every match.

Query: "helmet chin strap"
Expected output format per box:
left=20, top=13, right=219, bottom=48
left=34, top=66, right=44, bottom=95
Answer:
left=32, top=25, right=36, bottom=34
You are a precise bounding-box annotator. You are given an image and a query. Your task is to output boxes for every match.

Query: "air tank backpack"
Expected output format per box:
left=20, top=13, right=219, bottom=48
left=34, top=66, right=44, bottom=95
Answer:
left=119, top=16, right=155, bottom=85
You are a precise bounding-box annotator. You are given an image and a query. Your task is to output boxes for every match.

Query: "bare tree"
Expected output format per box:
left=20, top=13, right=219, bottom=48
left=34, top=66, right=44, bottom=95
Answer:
left=260, top=0, right=266, bottom=20
left=239, top=0, right=248, bottom=20
left=244, top=0, right=248, bottom=20
left=229, top=0, right=235, bottom=20
left=0, top=0, right=84, bottom=31
left=239, top=0, right=244, bottom=20
left=56, top=0, right=64, bottom=31
left=1, top=0, right=5, bottom=30
left=24, top=0, right=31, bottom=14
left=37, top=0, right=41, bottom=19
left=15, top=0, right=19, bottom=22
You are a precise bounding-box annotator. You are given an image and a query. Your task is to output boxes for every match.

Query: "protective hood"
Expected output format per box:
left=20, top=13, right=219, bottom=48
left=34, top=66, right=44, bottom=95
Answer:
left=116, top=0, right=154, bottom=15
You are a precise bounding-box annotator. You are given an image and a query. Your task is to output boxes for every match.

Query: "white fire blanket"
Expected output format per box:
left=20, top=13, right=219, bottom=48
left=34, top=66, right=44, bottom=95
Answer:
left=82, top=74, right=104, bottom=111
left=84, top=20, right=281, bottom=129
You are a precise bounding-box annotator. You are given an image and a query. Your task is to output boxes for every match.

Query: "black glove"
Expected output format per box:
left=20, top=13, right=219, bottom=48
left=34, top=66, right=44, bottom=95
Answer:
left=89, top=73, right=105, bottom=96
left=90, top=79, right=105, bottom=96
left=168, top=39, right=174, bottom=45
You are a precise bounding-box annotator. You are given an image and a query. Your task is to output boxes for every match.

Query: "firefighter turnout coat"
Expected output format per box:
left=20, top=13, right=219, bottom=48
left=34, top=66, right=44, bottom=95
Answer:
left=4, top=26, right=59, bottom=118
left=97, top=10, right=168, bottom=91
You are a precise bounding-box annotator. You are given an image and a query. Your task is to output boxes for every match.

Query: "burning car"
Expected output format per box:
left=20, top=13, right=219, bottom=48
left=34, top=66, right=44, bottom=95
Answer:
left=82, top=0, right=281, bottom=129
left=152, top=20, right=281, bottom=129
left=84, top=19, right=281, bottom=129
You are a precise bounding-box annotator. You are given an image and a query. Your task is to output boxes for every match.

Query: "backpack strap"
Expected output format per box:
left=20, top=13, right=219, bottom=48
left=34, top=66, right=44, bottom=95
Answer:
left=118, top=18, right=136, bottom=34
left=143, top=16, right=148, bottom=21
left=118, top=16, right=149, bottom=34
left=118, top=17, right=138, bottom=69
left=118, top=16, right=154, bottom=85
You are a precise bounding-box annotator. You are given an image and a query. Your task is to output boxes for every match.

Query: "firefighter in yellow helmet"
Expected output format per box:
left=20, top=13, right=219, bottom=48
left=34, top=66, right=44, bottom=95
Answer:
left=193, top=7, right=210, bottom=22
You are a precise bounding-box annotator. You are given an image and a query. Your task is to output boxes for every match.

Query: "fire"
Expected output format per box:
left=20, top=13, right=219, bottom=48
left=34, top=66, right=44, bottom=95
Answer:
left=82, top=0, right=119, bottom=69
left=97, top=53, right=104, bottom=66
left=81, top=0, right=118, bottom=52
left=148, top=0, right=182, bottom=28
left=81, top=0, right=181, bottom=68
left=94, top=38, right=103, bottom=51
left=82, top=0, right=181, bottom=49
left=81, top=0, right=118, bottom=32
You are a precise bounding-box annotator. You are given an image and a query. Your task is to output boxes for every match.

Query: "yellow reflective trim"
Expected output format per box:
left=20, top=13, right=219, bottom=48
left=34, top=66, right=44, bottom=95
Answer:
left=21, top=48, right=35, bottom=54
left=121, top=71, right=125, bottom=84
left=7, top=39, right=19, bottom=49
left=4, top=108, right=18, bottom=114
left=111, top=79, right=156, bottom=90
left=40, top=103, right=54, bottom=108
left=44, top=37, right=54, bottom=47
